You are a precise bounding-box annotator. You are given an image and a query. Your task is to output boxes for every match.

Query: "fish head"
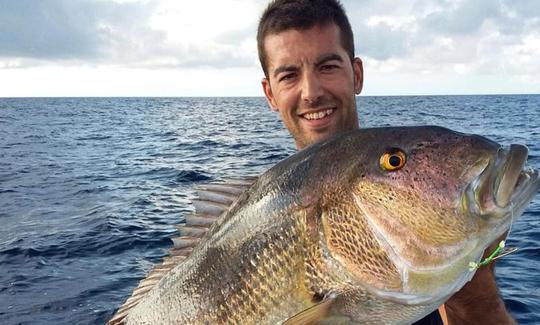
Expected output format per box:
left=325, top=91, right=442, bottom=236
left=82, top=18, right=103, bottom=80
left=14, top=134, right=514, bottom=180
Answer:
left=316, top=126, right=539, bottom=304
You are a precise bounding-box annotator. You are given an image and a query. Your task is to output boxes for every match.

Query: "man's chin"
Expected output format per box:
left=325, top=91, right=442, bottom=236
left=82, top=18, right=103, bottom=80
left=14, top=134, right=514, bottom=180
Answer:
left=300, top=132, right=336, bottom=149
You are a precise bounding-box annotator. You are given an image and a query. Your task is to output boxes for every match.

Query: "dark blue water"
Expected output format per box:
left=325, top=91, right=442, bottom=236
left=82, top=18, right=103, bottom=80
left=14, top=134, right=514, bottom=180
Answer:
left=0, top=95, right=538, bottom=324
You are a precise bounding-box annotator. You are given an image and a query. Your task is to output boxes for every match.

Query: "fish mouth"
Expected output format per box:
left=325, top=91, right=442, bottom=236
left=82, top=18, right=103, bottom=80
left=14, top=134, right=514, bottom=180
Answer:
left=464, top=144, right=539, bottom=222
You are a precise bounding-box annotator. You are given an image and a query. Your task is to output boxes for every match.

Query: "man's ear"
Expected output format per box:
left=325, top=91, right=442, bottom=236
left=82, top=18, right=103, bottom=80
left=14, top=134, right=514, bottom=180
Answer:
left=352, top=57, right=364, bottom=95
left=262, top=77, right=279, bottom=112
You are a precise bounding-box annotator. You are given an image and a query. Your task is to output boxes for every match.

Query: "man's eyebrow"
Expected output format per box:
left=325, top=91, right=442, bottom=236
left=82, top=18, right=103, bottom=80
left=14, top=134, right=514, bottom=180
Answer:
left=315, top=53, right=344, bottom=66
left=271, top=54, right=344, bottom=78
left=273, top=65, right=298, bottom=78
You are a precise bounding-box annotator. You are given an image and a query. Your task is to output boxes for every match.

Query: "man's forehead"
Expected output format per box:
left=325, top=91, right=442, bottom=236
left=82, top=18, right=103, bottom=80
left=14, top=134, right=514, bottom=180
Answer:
left=263, top=23, right=341, bottom=49
left=263, top=23, right=345, bottom=69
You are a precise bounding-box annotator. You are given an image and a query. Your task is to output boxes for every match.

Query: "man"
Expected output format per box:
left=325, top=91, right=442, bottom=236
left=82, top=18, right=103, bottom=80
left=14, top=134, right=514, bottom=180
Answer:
left=257, top=0, right=515, bottom=324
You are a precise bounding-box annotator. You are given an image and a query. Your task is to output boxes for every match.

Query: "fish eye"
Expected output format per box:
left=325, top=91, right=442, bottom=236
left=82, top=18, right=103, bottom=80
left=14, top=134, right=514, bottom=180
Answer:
left=380, top=149, right=406, bottom=171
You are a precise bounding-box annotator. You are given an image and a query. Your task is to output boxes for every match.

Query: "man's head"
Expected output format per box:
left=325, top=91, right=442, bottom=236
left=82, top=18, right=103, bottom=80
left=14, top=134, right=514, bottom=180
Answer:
left=257, top=0, right=363, bottom=149
left=257, top=0, right=355, bottom=78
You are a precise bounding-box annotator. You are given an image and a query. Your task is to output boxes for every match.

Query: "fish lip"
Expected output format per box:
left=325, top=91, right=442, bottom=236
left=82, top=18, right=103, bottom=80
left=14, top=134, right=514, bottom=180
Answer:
left=494, top=144, right=529, bottom=207
left=464, top=145, right=540, bottom=220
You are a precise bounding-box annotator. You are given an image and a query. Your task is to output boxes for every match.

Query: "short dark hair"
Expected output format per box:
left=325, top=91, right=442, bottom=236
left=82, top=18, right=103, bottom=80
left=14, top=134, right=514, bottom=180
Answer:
left=257, top=0, right=355, bottom=78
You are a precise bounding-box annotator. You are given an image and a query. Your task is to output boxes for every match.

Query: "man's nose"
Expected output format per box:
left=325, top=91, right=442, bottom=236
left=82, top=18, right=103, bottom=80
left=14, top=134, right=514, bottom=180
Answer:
left=300, top=71, right=324, bottom=106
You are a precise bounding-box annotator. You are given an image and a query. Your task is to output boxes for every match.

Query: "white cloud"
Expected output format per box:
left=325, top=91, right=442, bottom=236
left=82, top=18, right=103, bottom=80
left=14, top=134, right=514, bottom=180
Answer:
left=0, top=0, right=262, bottom=69
left=0, top=0, right=539, bottom=96
left=0, top=65, right=263, bottom=97
left=149, top=0, right=259, bottom=44
left=344, top=0, right=540, bottom=94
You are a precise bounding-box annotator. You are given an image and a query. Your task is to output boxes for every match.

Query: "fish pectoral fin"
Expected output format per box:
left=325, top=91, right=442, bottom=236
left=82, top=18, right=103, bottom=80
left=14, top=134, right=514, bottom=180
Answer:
left=283, top=296, right=336, bottom=325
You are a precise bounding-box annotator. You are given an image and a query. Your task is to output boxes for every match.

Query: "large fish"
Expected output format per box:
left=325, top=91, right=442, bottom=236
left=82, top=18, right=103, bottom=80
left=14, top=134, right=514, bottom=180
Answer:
left=109, top=126, right=539, bottom=324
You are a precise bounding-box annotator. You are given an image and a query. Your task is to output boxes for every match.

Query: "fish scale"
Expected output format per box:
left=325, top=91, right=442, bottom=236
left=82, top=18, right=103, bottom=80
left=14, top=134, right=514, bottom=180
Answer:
left=125, top=207, right=320, bottom=324
left=323, top=201, right=402, bottom=291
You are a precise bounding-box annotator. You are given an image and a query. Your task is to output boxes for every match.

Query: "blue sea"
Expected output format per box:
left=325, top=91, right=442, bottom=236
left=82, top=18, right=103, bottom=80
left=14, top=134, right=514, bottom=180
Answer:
left=0, top=95, right=539, bottom=324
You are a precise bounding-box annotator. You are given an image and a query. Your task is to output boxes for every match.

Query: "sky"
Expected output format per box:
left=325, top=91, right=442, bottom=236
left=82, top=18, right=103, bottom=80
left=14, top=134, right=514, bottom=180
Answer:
left=0, top=0, right=539, bottom=97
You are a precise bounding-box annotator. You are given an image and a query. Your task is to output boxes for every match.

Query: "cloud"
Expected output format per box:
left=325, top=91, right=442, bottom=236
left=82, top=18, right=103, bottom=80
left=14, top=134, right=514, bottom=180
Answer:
left=0, top=0, right=539, bottom=95
left=0, top=0, right=163, bottom=63
left=3, top=0, right=538, bottom=71
left=502, top=0, right=540, bottom=19
left=353, top=21, right=410, bottom=61
left=343, top=0, right=540, bottom=82
left=419, top=0, right=501, bottom=36
left=0, top=0, right=262, bottom=69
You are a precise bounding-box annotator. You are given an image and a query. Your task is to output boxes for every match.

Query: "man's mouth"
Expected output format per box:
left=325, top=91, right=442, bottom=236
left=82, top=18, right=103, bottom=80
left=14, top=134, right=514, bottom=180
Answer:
left=301, top=108, right=335, bottom=121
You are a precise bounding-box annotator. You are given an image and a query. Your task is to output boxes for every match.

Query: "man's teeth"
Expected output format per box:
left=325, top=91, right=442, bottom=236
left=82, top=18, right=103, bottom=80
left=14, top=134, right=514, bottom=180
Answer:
left=304, top=109, right=334, bottom=120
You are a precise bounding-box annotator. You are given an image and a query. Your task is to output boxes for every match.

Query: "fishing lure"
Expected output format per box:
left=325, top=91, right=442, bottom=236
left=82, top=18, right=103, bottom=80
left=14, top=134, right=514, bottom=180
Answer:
left=468, top=240, right=518, bottom=271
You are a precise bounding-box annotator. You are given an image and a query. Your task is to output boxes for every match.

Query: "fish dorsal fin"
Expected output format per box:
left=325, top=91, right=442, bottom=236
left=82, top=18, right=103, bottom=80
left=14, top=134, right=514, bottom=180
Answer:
left=283, top=295, right=336, bottom=325
left=107, top=176, right=257, bottom=325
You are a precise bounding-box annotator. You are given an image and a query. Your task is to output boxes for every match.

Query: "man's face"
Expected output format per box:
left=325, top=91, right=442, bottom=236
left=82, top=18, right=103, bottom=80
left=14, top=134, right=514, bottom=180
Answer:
left=262, top=23, right=363, bottom=150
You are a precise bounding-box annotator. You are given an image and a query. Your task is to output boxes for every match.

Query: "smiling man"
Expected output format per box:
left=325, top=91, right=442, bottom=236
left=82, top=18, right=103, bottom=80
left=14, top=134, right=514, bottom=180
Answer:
left=257, top=0, right=515, bottom=324
left=261, top=20, right=362, bottom=149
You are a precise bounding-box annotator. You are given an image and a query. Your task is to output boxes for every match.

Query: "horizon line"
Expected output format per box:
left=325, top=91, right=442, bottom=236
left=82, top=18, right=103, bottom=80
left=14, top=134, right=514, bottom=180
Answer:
left=1, top=93, right=539, bottom=99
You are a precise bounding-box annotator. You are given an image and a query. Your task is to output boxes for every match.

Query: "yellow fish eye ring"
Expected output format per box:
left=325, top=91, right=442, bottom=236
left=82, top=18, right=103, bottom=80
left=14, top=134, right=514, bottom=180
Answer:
left=380, top=149, right=407, bottom=171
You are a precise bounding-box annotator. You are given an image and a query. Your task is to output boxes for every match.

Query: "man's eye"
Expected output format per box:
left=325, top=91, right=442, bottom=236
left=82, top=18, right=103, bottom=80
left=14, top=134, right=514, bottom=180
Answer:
left=279, top=73, right=296, bottom=82
left=321, top=64, right=338, bottom=71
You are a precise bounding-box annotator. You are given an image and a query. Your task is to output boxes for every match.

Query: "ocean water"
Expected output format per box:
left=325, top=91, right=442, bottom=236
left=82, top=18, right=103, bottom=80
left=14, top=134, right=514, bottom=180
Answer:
left=0, top=95, right=538, bottom=324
